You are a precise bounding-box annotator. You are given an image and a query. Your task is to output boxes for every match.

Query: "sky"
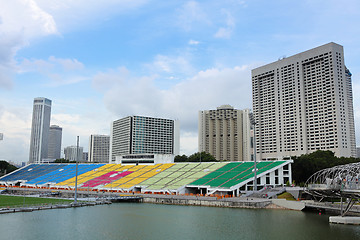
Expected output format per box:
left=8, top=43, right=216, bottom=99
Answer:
left=1, top=0, right=360, bottom=164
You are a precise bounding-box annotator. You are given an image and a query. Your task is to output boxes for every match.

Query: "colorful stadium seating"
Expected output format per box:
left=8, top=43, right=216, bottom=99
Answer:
left=0, top=161, right=289, bottom=193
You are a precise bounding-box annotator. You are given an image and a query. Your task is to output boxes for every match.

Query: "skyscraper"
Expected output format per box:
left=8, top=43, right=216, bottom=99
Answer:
left=110, top=116, right=180, bottom=162
left=198, top=105, right=253, bottom=161
left=252, top=42, right=356, bottom=160
left=64, top=146, right=84, bottom=162
left=47, top=125, right=62, bottom=160
left=89, top=134, right=110, bottom=163
left=29, top=97, right=52, bottom=163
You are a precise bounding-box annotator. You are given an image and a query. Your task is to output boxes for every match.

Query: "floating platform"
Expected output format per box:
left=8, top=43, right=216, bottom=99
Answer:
left=329, top=216, right=360, bottom=225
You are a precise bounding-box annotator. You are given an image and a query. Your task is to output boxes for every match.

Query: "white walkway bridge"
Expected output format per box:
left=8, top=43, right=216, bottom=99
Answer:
left=305, top=162, right=360, bottom=216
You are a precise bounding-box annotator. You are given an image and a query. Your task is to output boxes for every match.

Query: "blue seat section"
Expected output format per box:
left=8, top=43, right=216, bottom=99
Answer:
left=26, top=164, right=104, bottom=185
left=0, top=164, right=67, bottom=182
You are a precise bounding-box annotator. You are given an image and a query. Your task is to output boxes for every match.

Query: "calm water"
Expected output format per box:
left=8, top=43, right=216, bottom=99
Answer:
left=0, top=203, right=359, bottom=240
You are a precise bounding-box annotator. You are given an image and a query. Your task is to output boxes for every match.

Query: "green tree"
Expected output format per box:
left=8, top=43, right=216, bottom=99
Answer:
left=292, top=150, right=360, bottom=184
left=53, top=158, right=77, bottom=163
left=188, top=152, right=217, bottom=162
left=0, top=161, right=18, bottom=176
left=174, top=154, right=188, bottom=162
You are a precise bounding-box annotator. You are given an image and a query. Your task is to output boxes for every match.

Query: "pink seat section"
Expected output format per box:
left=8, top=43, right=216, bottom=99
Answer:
left=81, top=171, right=133, bottom=188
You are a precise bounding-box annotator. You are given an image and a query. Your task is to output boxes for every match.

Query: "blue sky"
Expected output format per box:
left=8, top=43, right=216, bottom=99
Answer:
left=1, top=0, right=360, bottom=163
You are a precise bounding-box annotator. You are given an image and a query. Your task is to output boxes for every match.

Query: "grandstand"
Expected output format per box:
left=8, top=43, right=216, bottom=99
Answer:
left=0, top=161, right=292, bottom=196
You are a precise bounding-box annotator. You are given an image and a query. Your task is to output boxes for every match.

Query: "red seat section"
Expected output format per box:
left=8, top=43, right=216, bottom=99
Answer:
left=82, top=171, right=133, bottom=188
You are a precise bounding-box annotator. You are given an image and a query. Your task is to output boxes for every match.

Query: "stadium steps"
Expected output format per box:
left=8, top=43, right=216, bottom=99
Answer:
left=107, top=164, right=174, bottom=189
left=25, top=164, right=102, bottom=185
left=57, top=164, right=113, bottom=187
left=219, top=161, right=285, bottom=188
left=188, top=162, right=246, bottom=186
left=145, top=162, right=224, bottom=191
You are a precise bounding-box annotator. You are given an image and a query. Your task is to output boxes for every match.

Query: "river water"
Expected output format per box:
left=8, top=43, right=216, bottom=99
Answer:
left=0, top=203, right=359, bottom=240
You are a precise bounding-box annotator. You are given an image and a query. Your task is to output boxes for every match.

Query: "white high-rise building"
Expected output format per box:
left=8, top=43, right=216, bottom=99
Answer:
left=89, top=134, right=110, bottom=163
left=47, top=125, right=62, bottom=160
left=198, top=105, right=253, bottom=161
left=252, top=42, right=356, bottom=160
left=64, top=146, right=84, bottom=162
left=110, top=116, right=180, bottom=162
left=29, top=97, right=52, bottom=163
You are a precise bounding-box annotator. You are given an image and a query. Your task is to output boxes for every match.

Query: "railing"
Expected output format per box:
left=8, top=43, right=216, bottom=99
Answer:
left=308, top=181, right=360, bottom=191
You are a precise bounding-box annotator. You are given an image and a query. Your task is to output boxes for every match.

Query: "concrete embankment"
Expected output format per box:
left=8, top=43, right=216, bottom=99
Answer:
left=0, top=201, right=109, bottom=214
left=142, top=195, right=272, bottom=209
left=4, top=188, right=306, bottom=211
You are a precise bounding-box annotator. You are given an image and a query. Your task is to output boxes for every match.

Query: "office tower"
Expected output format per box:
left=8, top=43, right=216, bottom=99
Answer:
left=252, top=42, right=356, bottom=159
left=64, top=146, right=84, bottom=162
left=0, top=133, right=3, bottom=141
left=110, top=116, right=180, bottom=162
left=83, top=152, right=88, bottom=161
left=89, top=135, right=110, bottom=163
left=198, top=105, right=252, bottom=161
left=47, top=125, right=62, bottom=160
left=29, top=97, right=52, bottom=163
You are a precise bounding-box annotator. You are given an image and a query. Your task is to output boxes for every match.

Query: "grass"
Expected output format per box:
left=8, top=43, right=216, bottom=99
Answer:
left=0, top=195, right=74, bottom=208
left=277, top=192, right=296, bottom=201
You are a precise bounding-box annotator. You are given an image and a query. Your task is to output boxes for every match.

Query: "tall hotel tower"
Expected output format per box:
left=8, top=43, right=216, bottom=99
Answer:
left=198, top=105, right=253, bottom=161
left=29, top=97, right=52, bottom=163
left=110, top=116, right=180, bottom=162
left=47, top=125, right=62, bottom=160
left=89, top=134, right=110, bottom=163
left=252, top=42, right=356, bottom=160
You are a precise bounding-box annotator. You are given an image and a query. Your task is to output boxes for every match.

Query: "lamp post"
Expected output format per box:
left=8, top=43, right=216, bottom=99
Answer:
left=74, top=136, right=79, bottom=204
left=249, top=113, right=257, bottom=192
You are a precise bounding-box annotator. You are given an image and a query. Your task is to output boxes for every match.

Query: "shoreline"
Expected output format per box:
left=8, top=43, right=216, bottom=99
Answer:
left=2, top=187, right=359, bottom=216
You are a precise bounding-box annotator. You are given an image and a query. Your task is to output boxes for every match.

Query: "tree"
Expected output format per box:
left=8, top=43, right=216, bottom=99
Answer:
left=174, top=154, right=188, bottom=162
left=188, top=152, right=217, bottom=162
left=292, top=150, right=360, bottom=185
left=0, top=160, right=18, bottom=176
left=53, top=158, right=76, bottom=163
left=174, top=152, right=217, bottom=162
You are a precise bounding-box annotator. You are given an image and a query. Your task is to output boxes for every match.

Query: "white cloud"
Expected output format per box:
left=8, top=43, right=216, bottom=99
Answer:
left=0, top=0, right=58, bottom=38
left=18, top=56, right=88, bottom=87
left=0, top=105, right=32, bottom=162
left=48, top=56, right=84, bottom=71
left=35, top=0, right=148, bottom=32
left=0, top=0, right=147, bottom=89
left=214, top=9, right=235, bottom=39
left=177, top=1, right=210, bottom=31
left=149, top=54, right=194, bottom=75
left=0, top=0, right=58, bottom=88
left=92, top=65, right=253, bottom=156
left=19, top=56, right=84, bottom=73
left=188, top=39, right=200, bottom=45
left=180, top=131, right=198, bottom=155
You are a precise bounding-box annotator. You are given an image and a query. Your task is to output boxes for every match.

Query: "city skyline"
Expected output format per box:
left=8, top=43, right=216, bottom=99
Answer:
left=0, top=1, right=360, bottom=163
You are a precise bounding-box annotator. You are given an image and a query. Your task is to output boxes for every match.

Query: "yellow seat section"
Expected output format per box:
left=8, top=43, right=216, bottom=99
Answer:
left=103, top=164, right=170, bottom=189
left=115, top=163, right=175, bottom=189
left=56, top=164, right=119, bottom=187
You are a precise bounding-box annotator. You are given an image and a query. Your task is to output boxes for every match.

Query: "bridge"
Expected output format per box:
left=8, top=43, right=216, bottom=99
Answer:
left=305, top=162, right=360, bottom=219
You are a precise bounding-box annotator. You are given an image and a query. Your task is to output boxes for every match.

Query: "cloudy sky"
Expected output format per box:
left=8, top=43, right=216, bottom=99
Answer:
left=1, top=0, right=360, bottom=163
